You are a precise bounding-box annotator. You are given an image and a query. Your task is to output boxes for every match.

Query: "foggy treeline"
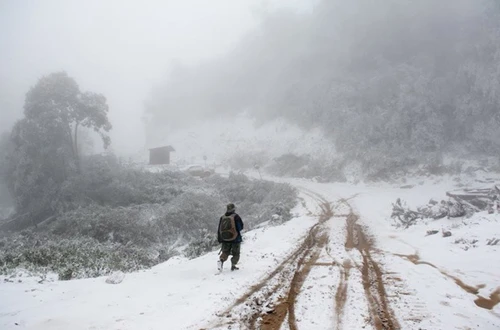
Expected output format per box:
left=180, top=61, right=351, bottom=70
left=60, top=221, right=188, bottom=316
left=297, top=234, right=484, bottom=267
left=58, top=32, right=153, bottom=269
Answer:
left=0, top=65, right=297, bottom=278
left=0, top=70, right=297, bottom=278
left=146, top=0, right=500, bottom=173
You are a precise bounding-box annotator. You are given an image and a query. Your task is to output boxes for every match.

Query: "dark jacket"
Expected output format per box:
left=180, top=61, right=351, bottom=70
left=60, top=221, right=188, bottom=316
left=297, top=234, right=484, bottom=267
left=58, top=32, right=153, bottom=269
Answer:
left=217, top=211, right=244, bottom=243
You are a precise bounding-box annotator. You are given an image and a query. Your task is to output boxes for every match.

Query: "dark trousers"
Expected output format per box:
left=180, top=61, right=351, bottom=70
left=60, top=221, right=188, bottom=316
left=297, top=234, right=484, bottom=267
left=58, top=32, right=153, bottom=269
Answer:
left=220, top=242, right=241, bottom=265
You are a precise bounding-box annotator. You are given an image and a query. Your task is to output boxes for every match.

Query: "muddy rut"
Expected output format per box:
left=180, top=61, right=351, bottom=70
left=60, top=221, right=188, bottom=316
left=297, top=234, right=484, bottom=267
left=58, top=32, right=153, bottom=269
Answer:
left=394, top=253, right=500, bottom=311
left=344, top=212, right=400, bottom=330
left=205, top=192, right=400, bottom=330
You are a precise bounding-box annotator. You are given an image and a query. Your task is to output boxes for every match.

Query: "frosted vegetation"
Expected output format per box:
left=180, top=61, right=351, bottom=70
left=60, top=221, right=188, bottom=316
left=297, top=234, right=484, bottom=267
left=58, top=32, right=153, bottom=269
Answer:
left=0, top=74, right=296, bottom=280
left=146, top=0, right=500, bottom=180
left=0, top=156, right=296, bottom=279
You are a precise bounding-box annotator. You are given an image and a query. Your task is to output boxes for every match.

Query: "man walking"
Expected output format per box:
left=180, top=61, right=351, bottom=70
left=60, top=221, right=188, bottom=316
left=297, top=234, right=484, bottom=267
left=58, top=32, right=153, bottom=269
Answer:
left=217, top=203, right=244, bottom=272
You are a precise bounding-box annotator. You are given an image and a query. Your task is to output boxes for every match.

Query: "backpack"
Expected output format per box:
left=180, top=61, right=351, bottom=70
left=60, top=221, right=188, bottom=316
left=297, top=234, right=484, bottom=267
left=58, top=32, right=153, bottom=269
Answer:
left=219, top=215, right=238, bottom=242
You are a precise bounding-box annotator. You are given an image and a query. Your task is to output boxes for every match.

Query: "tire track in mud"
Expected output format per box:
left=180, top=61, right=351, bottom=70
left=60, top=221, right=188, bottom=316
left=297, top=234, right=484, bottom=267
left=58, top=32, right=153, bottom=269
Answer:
left=343, top=208, right=400, bottom=330
left=296, top=186, right=330, bottom=206
left=206, top=191, right=333, bottom=330
left=252, top=200, right=332, bottom=330
left=259, top=191, right=332, bottom=330
left=207, top=192, right=400, bottom=330
left=334, top=259, right=352, bottom=329
left=261, top=229, right=329, bottom=330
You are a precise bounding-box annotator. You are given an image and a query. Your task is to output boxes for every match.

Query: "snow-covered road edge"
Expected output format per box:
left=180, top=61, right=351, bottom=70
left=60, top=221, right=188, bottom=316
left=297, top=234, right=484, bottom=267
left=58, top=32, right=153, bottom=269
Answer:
left=2, top=176, right=499, bottom=330
left=0, top=192, right=321, bottom=330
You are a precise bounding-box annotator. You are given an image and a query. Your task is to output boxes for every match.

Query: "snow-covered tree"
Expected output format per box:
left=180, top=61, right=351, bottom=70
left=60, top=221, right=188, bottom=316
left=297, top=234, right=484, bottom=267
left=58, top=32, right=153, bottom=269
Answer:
left=6, top=72, right=112, bottom=225
left=145, top=0, right=500, bottom=177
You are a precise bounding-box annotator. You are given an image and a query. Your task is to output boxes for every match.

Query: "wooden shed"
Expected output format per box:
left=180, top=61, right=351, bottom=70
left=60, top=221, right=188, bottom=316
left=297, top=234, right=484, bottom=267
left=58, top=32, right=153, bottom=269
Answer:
left=149, top=145, right=175, bottom=165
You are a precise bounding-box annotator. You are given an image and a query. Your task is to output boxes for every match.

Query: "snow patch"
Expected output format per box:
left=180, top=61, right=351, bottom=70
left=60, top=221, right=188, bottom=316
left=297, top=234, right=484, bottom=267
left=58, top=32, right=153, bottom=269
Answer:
left=105, top=271, right=125, bottom=284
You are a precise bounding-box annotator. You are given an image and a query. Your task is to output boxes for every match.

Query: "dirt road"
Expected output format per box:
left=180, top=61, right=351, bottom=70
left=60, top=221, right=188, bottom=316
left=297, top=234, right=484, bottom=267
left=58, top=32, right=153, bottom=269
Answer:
left=206, top=190, right=401, bottom=330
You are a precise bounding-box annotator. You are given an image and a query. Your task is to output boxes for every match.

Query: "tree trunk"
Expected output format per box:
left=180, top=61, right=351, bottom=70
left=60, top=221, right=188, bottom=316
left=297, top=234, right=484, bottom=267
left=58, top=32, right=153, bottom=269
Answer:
left=74, top=122, right=80, bottom=171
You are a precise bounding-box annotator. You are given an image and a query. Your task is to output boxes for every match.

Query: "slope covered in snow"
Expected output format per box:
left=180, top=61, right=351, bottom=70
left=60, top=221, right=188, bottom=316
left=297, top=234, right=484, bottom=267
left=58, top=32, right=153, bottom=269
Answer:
left=302, top=178, right=500, bottom=330
left=145, top=115, right=336, bottom=168
left=1, top=177, right=499, bottom=330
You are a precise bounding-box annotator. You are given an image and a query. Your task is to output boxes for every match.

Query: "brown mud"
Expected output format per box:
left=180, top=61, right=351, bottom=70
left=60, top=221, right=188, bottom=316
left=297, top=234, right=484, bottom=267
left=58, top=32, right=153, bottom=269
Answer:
left=259, top=202, right=332, bottom=330
left=207, top=193, right=400, bottom=330
left=394, top=253, right=498, bottom=310
left=344, top=212, right=401, bottom=330
left=334, top=259, right=352, bottom=329
left=206, top=195, right=333, bottom=330
left=474, top=288, right=500, bottom=310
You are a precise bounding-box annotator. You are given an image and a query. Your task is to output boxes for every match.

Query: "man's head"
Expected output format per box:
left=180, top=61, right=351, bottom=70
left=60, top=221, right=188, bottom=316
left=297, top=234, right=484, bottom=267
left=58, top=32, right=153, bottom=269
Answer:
left=226, top=203, right=236, bottom=213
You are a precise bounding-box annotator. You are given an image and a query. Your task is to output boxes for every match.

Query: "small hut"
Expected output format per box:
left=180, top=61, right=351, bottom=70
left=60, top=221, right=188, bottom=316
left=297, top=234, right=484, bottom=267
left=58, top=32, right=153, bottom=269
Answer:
left=149, top=145, right=175, bottom=165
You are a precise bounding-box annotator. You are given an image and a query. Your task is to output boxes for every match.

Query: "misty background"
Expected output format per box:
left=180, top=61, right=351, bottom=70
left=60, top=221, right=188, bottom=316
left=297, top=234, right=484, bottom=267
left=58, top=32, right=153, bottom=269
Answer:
left=146, top=0, right=500, bottom=173
left=0, top=0, right=314, bottom=278
left=0, top=0, right=313, bottom=154
left=2, top=0, right=499, bottom=161
left=1, top=0, right=499, bottom=218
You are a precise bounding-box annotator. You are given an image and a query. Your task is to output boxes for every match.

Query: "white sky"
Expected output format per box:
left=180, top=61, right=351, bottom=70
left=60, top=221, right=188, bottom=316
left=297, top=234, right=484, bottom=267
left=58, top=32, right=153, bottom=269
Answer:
left=0, top=0, right=312, bottom=154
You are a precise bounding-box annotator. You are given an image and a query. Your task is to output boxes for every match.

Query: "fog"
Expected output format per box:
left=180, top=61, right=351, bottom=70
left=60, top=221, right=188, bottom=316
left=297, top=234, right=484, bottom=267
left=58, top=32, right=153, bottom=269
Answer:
left=2, top=0, right=499, bottom=167
left=2, top=3, right=500, bottom=321
left=0, top=0, right=312, bottom=154
left=145, top=0, right=500, bottom=172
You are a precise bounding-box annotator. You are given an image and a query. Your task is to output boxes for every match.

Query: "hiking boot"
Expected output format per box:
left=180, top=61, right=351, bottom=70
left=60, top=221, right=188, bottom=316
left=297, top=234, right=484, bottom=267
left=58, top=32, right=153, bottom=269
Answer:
left=217, top=260, right=224, bottom=272
left=231, top=265, right=239, bottom=271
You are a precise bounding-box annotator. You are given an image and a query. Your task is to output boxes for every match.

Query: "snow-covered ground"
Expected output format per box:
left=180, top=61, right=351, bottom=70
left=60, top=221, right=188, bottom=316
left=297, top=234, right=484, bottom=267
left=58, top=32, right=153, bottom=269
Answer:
left=143, top=114, right=336, bottom=167
left=0, top=191, right=321, bottom=330
left=301, top=178, right=500, bottom=329
left=1, top=176, right=500, bottom=329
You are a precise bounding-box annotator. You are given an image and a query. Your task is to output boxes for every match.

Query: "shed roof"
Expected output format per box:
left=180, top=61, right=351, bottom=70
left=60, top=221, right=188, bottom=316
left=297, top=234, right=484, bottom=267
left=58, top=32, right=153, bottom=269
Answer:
left=149, top=145, right=175, bottom=152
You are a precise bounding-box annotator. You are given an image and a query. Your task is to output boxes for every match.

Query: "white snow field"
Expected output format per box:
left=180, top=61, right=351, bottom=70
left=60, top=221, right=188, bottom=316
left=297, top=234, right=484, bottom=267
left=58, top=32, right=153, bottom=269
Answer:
left=1, top=178, right=500, bottom=330
left=145, top=115, right=337, bottom=167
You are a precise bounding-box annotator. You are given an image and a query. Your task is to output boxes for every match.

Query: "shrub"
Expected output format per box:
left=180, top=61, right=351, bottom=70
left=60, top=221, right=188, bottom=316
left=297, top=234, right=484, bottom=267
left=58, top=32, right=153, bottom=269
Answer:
left=0, top=233, right=161, bottom=279
left=184, top=229, right=219, bottom=259
left=1, top=162, right=298, bottom=279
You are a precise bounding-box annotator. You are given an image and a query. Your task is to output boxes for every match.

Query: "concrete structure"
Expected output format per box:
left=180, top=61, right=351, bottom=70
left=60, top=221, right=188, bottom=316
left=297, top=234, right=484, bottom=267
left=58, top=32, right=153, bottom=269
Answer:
left=149, top=145, right=175, bottom=165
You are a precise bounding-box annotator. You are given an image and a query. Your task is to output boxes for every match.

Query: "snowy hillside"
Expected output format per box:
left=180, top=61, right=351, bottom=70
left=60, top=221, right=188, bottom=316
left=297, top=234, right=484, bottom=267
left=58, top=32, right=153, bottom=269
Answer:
left=145, top=115, right=336, bottom=168
left=3, top=1, right=500, bottom=330
left=1, top=177, right=499, bottom=330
